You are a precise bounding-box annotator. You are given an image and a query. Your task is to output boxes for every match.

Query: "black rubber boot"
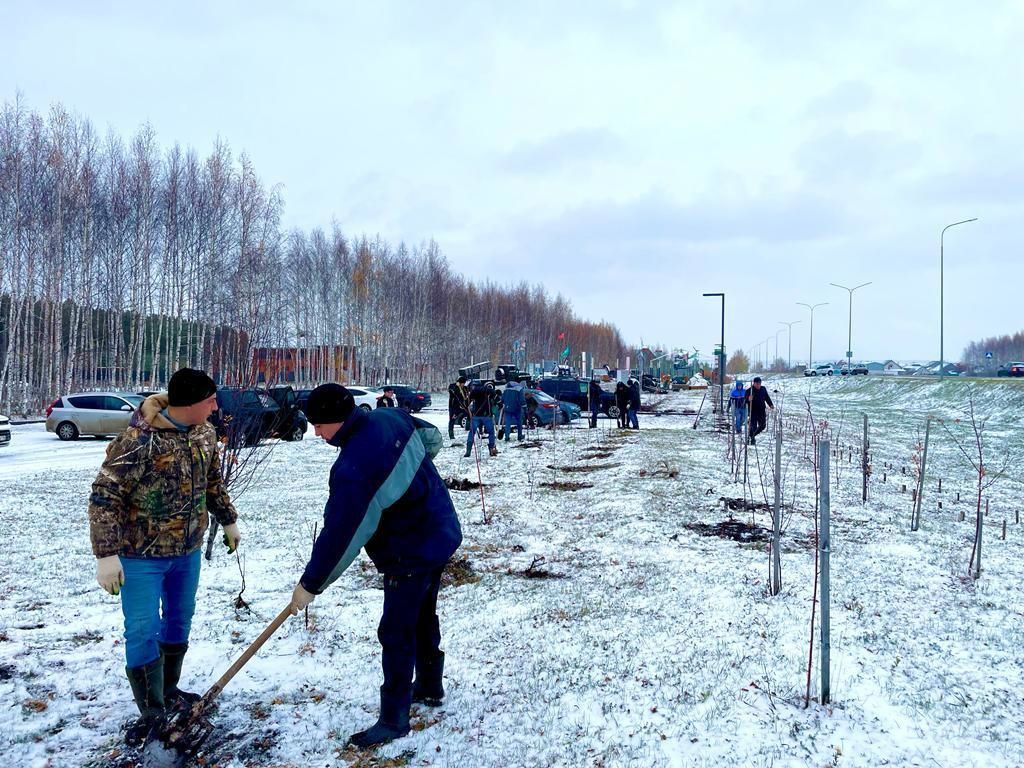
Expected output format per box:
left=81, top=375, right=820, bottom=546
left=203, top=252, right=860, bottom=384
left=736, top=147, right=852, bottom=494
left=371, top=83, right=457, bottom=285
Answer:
left=124, top=657, right=165, bottom=746
left=160, top=641, right=201, bottom=705
left=463, top=446, right=472, bottom=458
left=348, top=686, right=411, bottom=748
left=412, top=651, right=445, bottom=707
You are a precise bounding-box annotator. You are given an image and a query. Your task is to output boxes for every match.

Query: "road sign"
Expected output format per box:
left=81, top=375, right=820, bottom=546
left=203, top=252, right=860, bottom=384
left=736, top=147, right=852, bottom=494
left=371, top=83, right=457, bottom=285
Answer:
left=985, top=351, right=993, bottom=359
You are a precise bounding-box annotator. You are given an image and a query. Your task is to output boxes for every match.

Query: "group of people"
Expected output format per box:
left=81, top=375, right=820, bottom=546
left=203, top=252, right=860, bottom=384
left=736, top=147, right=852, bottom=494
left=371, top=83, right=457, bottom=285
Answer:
left=446, top=376, right=533, bottom=458
left=90, top=368, right=462, bottom=750
left=447, top=375, right=644, bottom=457
left=614, top=377, right=642, bottom=430
left=728, top=375, right=775, bottom=444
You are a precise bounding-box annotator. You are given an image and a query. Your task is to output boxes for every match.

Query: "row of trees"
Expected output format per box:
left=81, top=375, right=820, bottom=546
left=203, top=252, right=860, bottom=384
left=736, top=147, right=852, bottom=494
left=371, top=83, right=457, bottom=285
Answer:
left=962, top=330, right=1024, bottom=367
left=0, top=96, right=626, bottom=414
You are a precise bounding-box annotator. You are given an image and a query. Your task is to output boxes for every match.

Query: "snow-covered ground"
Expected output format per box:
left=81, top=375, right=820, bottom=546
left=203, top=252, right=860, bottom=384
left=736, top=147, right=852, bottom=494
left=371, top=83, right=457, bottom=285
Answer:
left=2, top=376, right=1023, bottom=767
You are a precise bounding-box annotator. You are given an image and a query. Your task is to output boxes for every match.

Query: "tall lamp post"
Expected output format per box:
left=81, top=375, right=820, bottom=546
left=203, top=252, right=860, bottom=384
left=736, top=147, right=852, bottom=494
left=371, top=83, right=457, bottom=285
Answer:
left=830, top=281, right=872, bottom=372
left=779, top=320, right=800, bottom=371
left=774, top=329, right=785, bottom=371
left=797, top=302, right=828, bottom=369
left=703, top=292, right=725, bottom=417
left=940, top=218, right=977, bottom=376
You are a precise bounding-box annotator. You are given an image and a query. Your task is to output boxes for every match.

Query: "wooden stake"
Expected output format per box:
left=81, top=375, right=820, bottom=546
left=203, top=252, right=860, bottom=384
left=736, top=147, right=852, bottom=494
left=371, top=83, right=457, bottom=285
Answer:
left=1002, top=519, right=1007, bottom=540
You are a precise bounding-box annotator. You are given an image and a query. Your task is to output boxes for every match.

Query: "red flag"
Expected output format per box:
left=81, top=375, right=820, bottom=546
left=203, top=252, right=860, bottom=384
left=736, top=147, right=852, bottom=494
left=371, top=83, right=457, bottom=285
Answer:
left=557, top=332, right=565, bottom=341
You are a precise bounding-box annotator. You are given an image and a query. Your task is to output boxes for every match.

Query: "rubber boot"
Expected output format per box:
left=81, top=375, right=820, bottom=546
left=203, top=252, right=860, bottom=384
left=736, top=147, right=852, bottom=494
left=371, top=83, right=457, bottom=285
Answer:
left=124, top=657, right=165, bottom=746
left=160, top=641, right=201, bottom=705
left=464, top=445, right=472, bottom=458
left=488, top=446, right=499, bottom=457
left=412, top=651, right=445, bottom=707
left=348, top=686, right=411, bottom=748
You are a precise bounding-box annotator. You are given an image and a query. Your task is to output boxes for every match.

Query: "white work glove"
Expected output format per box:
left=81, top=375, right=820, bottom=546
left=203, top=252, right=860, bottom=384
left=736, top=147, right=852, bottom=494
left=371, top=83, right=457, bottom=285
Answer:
left=289, top=582, right=316, bottom=616
left=96, top=556, right=124, bottom=595
left=222, top=523, right=241, bottom=553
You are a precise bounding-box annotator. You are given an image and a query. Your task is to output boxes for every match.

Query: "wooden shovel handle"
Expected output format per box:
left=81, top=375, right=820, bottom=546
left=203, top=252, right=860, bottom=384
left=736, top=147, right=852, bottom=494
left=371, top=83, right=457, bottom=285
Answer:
left=204, top=605, right=292, bottom=701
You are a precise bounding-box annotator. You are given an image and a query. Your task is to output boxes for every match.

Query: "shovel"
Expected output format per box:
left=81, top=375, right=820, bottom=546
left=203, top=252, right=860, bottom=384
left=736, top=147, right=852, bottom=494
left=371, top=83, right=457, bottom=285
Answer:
left=142, top=605, right=293, bottom=767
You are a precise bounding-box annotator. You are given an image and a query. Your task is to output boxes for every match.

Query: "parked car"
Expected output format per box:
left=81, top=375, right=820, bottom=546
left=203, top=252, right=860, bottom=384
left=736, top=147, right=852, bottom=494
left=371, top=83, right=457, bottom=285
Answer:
left=850, top=365, right=869, bottom=376
left=264, top=385, right=309, bottom=439
left=524, top=388, right=581, bottom=428
left=212, top=387, right=307, bottom=447
left=346, top=386, right=384, bottom=411
left=1007, top=362, right=1024, bottom=377
left=640, top=374, right=667, bottom=394
left=45, top=392, right=146, bottom=440
left=536, top=376, right=618, bottom=417
left=804, top=364, right=834, bottom=377
left=388, top=384, right=432, bottom=412
left=0, top=412, right=10, bottom=447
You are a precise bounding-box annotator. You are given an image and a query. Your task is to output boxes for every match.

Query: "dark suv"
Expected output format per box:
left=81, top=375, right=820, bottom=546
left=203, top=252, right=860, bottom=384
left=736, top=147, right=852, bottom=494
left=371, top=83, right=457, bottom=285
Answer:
left=535, top=377, right=618, bottom=417
left=389, top=384, right=432, bottom=412
left=213, top=386, right=307, bottom=447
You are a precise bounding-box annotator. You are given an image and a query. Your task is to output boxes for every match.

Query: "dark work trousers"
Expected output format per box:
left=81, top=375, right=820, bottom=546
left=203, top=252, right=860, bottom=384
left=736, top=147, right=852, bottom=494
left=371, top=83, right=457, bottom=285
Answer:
left=378, top=567, right=444, bottom=700
left=447, top=410, right=462, bottom=439
left=749, top=411, right=767, bottom=441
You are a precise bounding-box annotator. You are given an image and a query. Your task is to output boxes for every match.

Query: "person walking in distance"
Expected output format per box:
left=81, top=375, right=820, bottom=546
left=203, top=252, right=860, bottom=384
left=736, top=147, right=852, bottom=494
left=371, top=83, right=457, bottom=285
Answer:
left=746, top=376, right=775, bottom=445
left=501, top=380, right=526, bottom=441
left=376, top=386, right=396, bottom=409
left=446, top=376, right=468, bottom=440
left=614, top=381, right=629, bottom=429
left=588, top=378, right=603, bottom=428
left=465, top=381, right=498, bottom=457
left=728, top=379, right=747, bottom=435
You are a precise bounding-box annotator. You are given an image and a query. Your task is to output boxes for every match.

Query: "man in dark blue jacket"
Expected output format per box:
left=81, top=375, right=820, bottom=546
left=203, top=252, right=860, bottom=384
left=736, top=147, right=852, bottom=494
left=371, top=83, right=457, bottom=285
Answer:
left=500, top=381, right=526, bottom=442
left=289, top=384, right=462, bottom=748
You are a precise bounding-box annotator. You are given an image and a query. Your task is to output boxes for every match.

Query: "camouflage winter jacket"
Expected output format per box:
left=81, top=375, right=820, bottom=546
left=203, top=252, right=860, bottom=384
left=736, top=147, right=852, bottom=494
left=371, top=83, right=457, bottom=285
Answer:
left=88, top=394, right=237, bottom=558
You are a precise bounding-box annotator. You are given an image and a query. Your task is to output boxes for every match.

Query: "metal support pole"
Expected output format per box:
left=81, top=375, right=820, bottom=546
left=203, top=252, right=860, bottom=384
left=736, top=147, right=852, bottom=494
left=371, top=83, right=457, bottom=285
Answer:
left=819, top=438, right=831, bottom=704
left=940, top=218, right=977, bottom=375
left=862, top=413, right=868, bottom=503
left=771, top=418, right=783, bottom=595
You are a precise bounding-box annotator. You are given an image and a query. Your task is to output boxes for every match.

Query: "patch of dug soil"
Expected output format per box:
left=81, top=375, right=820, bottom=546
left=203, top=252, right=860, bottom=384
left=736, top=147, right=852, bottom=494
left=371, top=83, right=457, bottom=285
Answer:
left=682, top=519, right=771, bottom=543
left=445, top=477, right=487, bottom=491
left=441, top=556, right=482, bottom=588
left=719, top=496, right=771, bottom=512
left=580, top=450, right=615, bottom=459
left=515, top=440, right=544, bottom=449
left=539, top=480, right=593, bottom=491
left=546, top=463, right=621, bottom=473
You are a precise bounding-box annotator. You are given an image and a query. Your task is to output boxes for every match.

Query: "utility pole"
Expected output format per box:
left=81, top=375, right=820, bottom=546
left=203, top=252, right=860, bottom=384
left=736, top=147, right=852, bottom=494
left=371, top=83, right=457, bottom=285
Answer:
left=940, top=218, right=977, bottom=376
left=830, top=281, right=871, bottom=372
left=779, top=320, right=800, bottom=372
left=797, top=302, right=828, bottom=369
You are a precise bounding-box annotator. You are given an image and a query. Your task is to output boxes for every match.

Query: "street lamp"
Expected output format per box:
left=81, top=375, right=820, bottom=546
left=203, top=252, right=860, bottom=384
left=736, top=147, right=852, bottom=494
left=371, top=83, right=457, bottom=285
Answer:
left=940, top=218, right=978, bottom=376
left=703, top=292, right=725, bottom=417
left=779, top=320, right=801, bottom=371
left=830, top=281, right=871, bottom=372
left=797, top=302, right=829, bottom=369
left=774, top=329, right=785, bottom=371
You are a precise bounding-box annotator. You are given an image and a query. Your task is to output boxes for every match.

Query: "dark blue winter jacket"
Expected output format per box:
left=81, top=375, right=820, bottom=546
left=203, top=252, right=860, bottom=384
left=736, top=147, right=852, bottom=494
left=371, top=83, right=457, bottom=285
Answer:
left=300, top=407, right=462, bottom=593
left=501, top=384, right=526, bottom=414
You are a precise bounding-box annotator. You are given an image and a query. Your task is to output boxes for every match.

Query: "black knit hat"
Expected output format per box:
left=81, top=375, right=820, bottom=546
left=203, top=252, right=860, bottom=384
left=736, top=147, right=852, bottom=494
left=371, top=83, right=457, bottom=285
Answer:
left=167, top=368, right=217, bottom=406
left=306, top=383, right=355, bottom=424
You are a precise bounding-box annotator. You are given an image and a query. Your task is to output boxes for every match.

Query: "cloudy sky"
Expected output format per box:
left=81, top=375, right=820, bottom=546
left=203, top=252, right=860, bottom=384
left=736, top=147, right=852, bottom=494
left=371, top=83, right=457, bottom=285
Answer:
left=5, top=1, right=1021, bottom=364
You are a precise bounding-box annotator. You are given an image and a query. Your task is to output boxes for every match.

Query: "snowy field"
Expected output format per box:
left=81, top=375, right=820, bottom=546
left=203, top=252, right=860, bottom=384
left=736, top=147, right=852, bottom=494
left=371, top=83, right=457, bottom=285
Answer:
left=2, top=376, right=1023, bottom=767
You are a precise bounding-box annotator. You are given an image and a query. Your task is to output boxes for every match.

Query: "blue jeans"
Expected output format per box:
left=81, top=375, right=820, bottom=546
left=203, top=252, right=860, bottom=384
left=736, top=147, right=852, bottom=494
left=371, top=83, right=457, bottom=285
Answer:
left=734, top=407, right=747, bottom=434
left=466, top=416, right=496, bottom=450
left=627, top=408, right=639, bottom=429
left=504, top=409, right=523, bottom=440
left=119, top=550, right=202, bottom=668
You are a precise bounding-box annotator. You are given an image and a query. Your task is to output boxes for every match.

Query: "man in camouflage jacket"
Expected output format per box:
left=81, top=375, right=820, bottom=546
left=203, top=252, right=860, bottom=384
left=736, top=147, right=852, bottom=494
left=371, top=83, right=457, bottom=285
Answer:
left=88, top=368, right=240, bottom=744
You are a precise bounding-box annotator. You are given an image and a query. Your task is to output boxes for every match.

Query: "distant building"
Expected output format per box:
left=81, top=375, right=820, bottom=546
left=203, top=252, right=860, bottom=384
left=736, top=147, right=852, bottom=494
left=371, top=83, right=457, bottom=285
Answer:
left=251, top=345, right=358, bottom=384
